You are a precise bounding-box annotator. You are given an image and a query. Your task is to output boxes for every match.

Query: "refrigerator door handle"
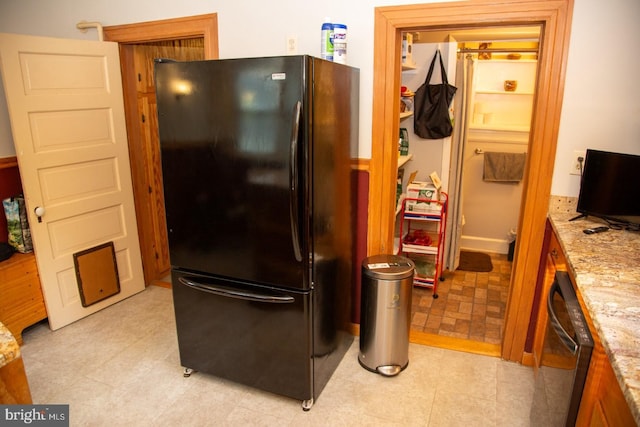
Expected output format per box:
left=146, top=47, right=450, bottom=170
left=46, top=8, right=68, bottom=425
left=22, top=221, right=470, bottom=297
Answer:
left=289, top=100, right=303, bottom=262
left=178, top=277, right=295, bottom=303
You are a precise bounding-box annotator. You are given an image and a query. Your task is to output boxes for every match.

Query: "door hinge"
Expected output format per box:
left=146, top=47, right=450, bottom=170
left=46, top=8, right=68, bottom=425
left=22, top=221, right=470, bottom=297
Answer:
left=138, top=73, right=142, bottom=82
left=141, top=114, right=146, bottom=123
left=148, top=186, right=152, bottom=194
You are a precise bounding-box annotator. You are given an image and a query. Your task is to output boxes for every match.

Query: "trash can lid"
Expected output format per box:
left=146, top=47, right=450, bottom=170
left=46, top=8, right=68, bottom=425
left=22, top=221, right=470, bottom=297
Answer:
left=362, top=254, right=414, bottom=280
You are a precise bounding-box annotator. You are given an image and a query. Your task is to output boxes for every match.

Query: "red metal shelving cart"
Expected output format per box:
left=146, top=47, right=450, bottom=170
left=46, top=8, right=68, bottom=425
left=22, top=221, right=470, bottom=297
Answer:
left=397, top=192, right=447, bottom=298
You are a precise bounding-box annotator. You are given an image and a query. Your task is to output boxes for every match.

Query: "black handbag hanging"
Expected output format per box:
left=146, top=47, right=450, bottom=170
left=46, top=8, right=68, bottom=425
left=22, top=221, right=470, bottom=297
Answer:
left=413, top=50, right=457, bottom=139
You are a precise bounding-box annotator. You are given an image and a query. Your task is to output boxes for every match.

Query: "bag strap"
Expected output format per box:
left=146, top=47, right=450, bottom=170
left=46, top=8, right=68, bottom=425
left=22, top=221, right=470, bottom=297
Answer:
left=424, top=49, right=449, bottom=85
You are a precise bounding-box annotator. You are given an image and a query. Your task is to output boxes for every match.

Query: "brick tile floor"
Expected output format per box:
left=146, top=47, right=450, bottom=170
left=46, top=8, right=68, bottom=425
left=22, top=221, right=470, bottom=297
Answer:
left=410, top=252, right=512, bottom=344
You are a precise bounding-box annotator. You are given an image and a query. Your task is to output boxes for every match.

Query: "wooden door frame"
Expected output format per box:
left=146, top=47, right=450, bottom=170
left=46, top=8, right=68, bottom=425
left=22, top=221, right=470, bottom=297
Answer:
left=103, top=14, right=218, bottom=57
left=370, top=0, right=574, bottom=362
left=103, top=14, right=219, bottom=285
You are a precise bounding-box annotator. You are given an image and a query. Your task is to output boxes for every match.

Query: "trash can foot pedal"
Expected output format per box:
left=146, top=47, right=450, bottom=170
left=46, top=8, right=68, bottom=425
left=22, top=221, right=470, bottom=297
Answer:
left=377, top=364, right=403, bottom=377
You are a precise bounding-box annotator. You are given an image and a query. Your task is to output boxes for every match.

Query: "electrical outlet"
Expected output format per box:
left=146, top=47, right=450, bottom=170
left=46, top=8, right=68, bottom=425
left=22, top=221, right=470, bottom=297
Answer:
left=286, top=36, right=298, bottom=54
left=570, top=150, right=586, bottom=176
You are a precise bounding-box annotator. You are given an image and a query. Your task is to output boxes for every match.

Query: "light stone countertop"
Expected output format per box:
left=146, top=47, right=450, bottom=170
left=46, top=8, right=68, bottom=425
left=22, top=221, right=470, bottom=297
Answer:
left=548, top=199, right=640, bottom=424
left=0, top=321, right=20, bottom=368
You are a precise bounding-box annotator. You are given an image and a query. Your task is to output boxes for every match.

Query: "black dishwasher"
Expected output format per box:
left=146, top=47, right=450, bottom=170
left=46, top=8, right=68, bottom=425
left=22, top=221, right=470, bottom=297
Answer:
left=530, top=271, right=594, bottom=426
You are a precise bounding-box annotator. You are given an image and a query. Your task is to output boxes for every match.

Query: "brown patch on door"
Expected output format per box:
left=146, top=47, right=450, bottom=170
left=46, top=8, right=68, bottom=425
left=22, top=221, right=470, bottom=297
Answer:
left=74, top=242, right=120, bottom=307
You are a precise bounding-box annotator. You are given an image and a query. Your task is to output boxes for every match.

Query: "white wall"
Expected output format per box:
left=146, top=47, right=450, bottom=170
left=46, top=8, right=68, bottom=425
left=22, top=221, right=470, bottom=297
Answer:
left=0, top=0, right=639, bottom=198
left=553, top=0, right=640, bottom=196
left=0, top=77, right=13, bottom=157
left=0, top=0, right=415, bottom=161
left=400, top=43, right=447, bottom=183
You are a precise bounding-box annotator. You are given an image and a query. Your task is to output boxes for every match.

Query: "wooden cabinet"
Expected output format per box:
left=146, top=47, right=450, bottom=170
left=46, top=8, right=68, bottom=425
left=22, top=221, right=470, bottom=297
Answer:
left=574, top=284, right=636, bottom=426
left=533, top=222, right=635, bottom=426
left=584, top=349, right=636, bottom=427
left=0, top=253, right=47, bottom=345
left=0, top=353, right=32, bottom=404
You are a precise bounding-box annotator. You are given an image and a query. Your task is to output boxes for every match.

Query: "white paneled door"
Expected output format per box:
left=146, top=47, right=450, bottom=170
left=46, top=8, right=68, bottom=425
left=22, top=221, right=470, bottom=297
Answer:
left=0, top=33, right=145, bottom=330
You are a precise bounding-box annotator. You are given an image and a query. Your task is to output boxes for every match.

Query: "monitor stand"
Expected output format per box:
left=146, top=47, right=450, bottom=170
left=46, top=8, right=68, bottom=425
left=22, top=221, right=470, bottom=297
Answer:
left=569, top=213, right=586, bottom=222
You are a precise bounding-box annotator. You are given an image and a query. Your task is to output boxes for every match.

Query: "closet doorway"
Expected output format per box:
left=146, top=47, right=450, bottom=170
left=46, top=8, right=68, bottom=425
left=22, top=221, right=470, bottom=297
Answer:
left=103, top=14, right=218, bottom=286
left=401, top=29, right=540, bottom=355
left=369, top=0, right=574, bottom=363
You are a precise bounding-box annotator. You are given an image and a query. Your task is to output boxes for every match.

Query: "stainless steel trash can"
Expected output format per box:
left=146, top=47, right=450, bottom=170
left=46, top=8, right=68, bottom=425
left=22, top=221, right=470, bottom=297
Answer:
left=358, top=254, right=414, bottom=376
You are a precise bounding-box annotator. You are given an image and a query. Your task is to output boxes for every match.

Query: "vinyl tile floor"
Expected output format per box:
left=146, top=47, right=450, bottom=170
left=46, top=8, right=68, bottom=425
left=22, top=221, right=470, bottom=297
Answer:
left=20, top=285, right=535, bottom=426
left=411, top=252, right=512, bottom=344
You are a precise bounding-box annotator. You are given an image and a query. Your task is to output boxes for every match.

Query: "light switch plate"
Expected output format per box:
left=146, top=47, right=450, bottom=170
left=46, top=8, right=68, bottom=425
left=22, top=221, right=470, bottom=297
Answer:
left=286, top=36, right=298, bottom=54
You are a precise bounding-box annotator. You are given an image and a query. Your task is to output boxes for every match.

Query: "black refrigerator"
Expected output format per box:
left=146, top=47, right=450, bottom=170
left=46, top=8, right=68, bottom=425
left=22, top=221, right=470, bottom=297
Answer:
left=154, top=55, right=359, bottom=410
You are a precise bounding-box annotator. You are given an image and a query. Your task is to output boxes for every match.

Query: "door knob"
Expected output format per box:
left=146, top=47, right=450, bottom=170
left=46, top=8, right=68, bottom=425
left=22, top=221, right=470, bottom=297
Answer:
left=34, top=206, right=45, bottom=223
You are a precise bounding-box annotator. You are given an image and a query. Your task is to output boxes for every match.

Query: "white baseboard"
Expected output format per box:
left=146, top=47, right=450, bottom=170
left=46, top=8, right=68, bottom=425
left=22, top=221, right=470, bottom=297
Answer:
left=460, top=235, right=509, bottom=254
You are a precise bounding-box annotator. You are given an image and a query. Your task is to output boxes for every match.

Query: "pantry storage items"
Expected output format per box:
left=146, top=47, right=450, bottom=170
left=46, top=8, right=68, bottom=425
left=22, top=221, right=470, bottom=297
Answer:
left=397, top=188, right=448, bottom=298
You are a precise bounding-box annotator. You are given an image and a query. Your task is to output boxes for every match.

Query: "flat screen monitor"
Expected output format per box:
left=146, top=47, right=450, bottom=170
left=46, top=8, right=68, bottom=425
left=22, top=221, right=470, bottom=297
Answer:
left=575, top=149, right=640, bottom=228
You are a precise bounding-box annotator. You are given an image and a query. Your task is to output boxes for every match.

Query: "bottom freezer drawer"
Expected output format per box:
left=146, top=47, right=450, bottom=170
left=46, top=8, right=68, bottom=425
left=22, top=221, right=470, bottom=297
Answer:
left=171, top=270, right=312, bottom=400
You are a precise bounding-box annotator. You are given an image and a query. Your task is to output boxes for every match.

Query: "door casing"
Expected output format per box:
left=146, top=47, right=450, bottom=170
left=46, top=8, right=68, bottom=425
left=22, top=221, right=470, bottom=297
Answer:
left=103, top=14, right=219, bottom=285
left=370, top=0, right=574, bottom=362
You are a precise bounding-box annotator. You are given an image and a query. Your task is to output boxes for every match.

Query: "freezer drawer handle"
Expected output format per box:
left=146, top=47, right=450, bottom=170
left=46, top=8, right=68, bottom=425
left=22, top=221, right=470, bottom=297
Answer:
left=289, top=100, right=303, bottom=262
left=178, top=277, right=295, bottom=303
left=547, top=273, right=578, bottom=354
